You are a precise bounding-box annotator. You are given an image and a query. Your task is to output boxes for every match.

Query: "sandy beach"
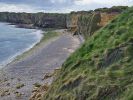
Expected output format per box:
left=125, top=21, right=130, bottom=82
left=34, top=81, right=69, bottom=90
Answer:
left=0, top=29, right=80, bottom=100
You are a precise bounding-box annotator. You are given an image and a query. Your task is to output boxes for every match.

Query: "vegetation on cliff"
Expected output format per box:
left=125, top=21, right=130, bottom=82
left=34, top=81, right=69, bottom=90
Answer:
left=43, top=7, right=133, bottom=100
left=94, top=6, right=128, bottom=13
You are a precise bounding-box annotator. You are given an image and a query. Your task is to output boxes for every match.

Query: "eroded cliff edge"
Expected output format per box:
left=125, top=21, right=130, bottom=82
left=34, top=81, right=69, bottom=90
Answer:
left=67, top=6, right=128, bottom=39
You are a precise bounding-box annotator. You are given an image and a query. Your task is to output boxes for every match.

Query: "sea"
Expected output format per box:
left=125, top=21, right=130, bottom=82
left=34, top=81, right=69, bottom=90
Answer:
left=0, top=23, right=43, bottom=67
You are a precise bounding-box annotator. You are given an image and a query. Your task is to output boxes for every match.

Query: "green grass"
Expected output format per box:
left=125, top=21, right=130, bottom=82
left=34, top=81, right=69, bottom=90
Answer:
left=41, top=31, right=58, bottom=42
left=43, top=7, right=133, bottom=100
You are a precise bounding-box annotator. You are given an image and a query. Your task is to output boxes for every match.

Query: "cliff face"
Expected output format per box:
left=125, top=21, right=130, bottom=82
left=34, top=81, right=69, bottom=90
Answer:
left=67, top=13, right=81, bottom=33
left=77, top=13, right=101, bottom=39
left=67, top=11, right=119, bottom=39
left=0, top=6, right=127, bottom=32
left=67, top=6, right=128, bottom=39
left=99, top=12, right=119, bottom=26
left=0, top=12, right=67, bottom=28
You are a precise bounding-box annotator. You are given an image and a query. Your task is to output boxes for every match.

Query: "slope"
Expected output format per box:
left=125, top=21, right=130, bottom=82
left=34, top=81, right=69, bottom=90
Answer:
left=43, top=7, right=133, bottom=100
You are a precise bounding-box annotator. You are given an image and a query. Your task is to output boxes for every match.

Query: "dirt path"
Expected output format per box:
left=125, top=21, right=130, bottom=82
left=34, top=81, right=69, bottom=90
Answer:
left=0, top=30, right=80, bottom=100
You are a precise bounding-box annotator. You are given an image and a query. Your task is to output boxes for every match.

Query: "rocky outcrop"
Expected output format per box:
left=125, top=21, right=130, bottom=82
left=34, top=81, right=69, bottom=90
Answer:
left=67, top=6, right=128, bottom=39
left=77, top=12, right=101, bottom=39
left=99, top=12, right=119, bottom=26
left=67, top=12, right=118, bottom=39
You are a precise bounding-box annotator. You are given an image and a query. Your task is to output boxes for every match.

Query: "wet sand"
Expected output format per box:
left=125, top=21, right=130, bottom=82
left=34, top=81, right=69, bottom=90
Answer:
left=0, top=29, right=80, bottom=100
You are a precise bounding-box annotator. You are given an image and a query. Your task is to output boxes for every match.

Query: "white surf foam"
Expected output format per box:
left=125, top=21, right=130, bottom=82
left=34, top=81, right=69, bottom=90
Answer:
left=0, top=30, right=43, bottom=68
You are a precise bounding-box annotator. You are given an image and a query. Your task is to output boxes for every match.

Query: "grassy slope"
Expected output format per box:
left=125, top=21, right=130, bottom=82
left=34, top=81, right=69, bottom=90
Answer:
left=43, top=7, right=133, bottom=100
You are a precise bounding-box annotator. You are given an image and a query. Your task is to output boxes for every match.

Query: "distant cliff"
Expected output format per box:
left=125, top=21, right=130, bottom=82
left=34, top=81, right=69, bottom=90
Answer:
left=67, top=6, right=128, bottom=39
left=0, top=12, right=67, bottom=29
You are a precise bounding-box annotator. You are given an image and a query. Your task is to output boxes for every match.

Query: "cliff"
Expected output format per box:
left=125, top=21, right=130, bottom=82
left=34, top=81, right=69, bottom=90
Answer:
left=0, top=6, right=127, bottom=34
left=43, top=7, right=133, bottom=100
left=67, top=6, right=128, bottom=39
left=0, top=12, right=67, bottom=29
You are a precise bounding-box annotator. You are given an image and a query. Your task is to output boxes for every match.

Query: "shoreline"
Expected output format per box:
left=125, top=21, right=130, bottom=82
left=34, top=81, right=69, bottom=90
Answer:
left=0, top=29, right=81, bottom=100
left=4, top=30, right=44, bottom=67
left=0, top=23, right=43, bottom=68
left=7, top=30, right=59, bottom=66
left=7, top=23, right=37, bottom=29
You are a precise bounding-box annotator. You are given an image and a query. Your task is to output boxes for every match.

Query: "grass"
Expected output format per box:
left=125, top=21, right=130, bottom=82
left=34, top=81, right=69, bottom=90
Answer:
left=43, top=7, right=133, bottom=100
left=40, top=31, right=58, bottom=42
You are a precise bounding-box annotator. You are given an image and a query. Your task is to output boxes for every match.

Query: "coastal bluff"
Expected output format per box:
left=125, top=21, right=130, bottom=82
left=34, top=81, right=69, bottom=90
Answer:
left=0, top=6, right=131, bottom=100
left=43, top=6, right=133, bottom=100
left=0, top=6, right=128, bottom=39
left=67, top=6, right=128, bottom=39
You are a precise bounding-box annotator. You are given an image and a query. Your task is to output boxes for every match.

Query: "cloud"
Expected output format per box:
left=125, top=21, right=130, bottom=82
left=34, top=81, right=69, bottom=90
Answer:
left=73, top=0, right=132, bottom=11
left=93, top=0, right=132, bottom=6
left=50, top=0, right=66, bottom=4
left=0, top=3, right=44, bottom=13
left=0, top=0, right=132, bottom=13
left=74, top=0, right=132, bottom=6
left=74, top=0, right=92, bottom=5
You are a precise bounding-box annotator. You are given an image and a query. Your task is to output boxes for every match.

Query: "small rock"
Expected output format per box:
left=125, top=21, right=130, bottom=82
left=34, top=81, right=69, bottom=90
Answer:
left=29, top=93, right=37, bottom=100
left=1, top=89, right=10, bottom=97
left=32, top=87, right=38, bottom=93
left=11, top=77, right=14, bottom=80
left=16, top=83, right=25, bottom=89
left=43, top=73, right=53, bottom=80
left=36, top=93, right=42, bottom=98
left=17, top=78, right=21, bottom=81
left=3, top=78, right=8, bottom=82
left=15, top=92, right=22, bottom=98
left=33, top=83, right=41, bottom=88
left=6, top=83, right=10, bottom=86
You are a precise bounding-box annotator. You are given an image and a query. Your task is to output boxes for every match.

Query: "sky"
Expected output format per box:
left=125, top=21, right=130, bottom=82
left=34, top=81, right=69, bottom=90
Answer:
left=0, top=0, right=132, bottom=13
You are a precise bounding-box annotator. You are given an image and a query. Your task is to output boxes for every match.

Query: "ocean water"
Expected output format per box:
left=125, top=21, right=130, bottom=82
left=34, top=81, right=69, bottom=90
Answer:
left=0, top=23, right=43, bottom=67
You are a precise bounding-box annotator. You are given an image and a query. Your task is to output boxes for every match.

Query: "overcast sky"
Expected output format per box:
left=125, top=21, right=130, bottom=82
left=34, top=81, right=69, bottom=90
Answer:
left=0, top=0, right=132, bottom=13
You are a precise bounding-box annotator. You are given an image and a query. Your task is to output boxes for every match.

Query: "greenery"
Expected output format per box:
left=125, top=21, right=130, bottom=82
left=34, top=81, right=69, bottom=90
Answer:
left=70, top=6, right=128, bottom=14
left=43, top=7, right=133, bottom=100
left=41, top=31, right=58, bottom=42
left=94, top=6, right=128, bottom=13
